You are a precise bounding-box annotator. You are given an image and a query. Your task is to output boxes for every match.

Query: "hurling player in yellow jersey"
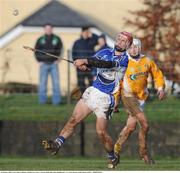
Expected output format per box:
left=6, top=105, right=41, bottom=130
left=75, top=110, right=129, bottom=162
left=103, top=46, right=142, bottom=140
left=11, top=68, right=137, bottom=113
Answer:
left=114, top=38, right=165, bottom=164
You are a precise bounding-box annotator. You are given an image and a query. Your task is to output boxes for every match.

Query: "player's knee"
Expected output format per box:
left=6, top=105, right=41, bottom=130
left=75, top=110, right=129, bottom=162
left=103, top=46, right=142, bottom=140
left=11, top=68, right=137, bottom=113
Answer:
left=144, top=123, right=149, bottom=132
left=68, top=115, right=80, bottom=127
left=136, top=113, right=149, bottom=132
left=142, top=123, right=149, bottom=132
left=96, top=129, right=106, bottom=139
left=126, top=123, right=136, bottom=133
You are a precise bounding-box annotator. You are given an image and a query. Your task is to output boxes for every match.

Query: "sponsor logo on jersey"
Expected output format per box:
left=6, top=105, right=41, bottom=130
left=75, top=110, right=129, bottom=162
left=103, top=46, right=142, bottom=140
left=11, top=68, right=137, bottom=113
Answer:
left=130, top=72, right=148, bottom=80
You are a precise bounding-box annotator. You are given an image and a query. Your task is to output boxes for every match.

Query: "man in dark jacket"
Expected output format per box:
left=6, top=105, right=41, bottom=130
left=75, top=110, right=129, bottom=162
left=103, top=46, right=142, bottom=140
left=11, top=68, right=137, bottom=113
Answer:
left=95, top=34, right=110, bottom=52
left=72, top=26, right=98, bottom=93
left=35, top=23, right=63, bottom=105
left=92, top=34, right=111, bottom=78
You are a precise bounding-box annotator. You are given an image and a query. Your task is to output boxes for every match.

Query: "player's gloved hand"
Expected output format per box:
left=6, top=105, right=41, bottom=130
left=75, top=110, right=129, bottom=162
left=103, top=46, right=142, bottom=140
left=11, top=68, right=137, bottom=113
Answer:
left=77, top=65, right=89, bottom=71
left=74, top=59, right=88, bottom=66
left=157, top=89, right=165, bottom=100
left=74, top=59, right=90, bottom=71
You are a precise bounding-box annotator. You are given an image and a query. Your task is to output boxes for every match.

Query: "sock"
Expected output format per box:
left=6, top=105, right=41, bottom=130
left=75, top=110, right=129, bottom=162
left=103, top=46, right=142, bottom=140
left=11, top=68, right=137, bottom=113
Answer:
left=114, top=143, right=121, bottom=155
left=107, top=150, right=117, bottom=161
left=55, top=136, right=65, bottom=147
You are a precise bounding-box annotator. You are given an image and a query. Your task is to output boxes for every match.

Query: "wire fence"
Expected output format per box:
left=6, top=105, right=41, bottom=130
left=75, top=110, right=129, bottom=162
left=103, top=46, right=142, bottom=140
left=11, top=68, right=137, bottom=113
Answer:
left=0, top=48, right=179, bottom=105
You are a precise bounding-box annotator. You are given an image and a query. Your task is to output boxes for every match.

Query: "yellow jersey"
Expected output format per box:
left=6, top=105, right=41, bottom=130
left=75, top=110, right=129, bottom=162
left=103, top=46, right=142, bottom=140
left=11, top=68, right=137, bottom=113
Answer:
left=122, top=55, right=165, bottom=100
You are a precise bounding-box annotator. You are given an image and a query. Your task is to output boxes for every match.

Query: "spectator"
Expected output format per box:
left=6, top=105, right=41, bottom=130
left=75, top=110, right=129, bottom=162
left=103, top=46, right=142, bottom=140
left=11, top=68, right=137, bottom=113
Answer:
left=34, top=23, right=63, bottom=105
left=95, top=34, right=110, bottom=52
left=72, top=26, right=98, bottom=93
left=93, top=34, right=111, bottom=77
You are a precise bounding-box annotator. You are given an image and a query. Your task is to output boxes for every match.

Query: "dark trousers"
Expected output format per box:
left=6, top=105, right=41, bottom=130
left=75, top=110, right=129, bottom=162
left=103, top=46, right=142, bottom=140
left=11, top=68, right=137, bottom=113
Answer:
left=77, top=70, right=93, bottom=93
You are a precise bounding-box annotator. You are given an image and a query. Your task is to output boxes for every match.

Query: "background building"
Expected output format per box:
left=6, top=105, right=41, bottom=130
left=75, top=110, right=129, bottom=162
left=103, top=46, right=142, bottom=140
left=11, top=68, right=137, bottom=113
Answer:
left=0, top=0, right=143, bottom=95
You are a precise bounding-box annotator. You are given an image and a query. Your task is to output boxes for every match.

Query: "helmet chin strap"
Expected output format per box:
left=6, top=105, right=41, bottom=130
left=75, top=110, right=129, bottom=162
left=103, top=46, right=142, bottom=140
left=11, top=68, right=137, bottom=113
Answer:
left=114, top=45, right=126, bottom=52
left=130, top=54, right=140, bottom=59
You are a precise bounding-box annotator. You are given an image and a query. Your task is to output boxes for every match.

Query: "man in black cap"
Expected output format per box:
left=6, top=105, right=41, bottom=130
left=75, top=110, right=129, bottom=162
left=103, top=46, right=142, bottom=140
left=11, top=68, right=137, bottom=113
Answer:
left=72, top=26, right=98, bottom=93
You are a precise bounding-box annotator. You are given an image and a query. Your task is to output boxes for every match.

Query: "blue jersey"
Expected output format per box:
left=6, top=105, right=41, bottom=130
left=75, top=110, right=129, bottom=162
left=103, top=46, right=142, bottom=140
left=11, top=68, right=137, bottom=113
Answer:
left=92, top=48, right=128, bottom=94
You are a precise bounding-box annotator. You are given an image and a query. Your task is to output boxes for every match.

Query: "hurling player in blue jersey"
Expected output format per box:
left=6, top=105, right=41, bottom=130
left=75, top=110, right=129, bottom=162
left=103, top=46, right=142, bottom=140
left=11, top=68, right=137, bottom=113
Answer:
left=42, top=31, right=133, bottom=169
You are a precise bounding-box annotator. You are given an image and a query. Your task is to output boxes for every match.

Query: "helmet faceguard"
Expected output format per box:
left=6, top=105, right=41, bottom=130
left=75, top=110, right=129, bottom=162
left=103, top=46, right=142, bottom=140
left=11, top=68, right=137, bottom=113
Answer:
left=128, top=38, right=142, bottom=59
left=120, top=31, right=133, bottom=47
left=132, top=38, right=141, bottom=50
left=115, top=31, right=133, bottom=52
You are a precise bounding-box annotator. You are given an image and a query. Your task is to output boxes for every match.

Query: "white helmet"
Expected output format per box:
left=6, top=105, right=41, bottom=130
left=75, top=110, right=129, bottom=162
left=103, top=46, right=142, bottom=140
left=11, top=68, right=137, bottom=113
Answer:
left=128, top=38, right=142, bottom=58
left=132, top=38, right=141, bottom=50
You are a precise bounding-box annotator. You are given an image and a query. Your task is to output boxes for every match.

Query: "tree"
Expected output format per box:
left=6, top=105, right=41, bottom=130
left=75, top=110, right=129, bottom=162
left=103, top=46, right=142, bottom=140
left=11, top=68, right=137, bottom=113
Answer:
left=125, top=0, right=180, bottom=93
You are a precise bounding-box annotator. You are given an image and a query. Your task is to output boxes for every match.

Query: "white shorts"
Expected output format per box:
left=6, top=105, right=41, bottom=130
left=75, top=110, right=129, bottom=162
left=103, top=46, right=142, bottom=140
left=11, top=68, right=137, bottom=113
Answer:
left=82, top=86, right=115, bottom=120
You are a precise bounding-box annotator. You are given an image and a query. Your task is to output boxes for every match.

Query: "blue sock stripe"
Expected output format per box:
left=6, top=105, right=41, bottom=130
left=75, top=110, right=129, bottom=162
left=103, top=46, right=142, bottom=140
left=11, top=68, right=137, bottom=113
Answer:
left=58, top=138, right=64, bottom=143
left=107, top=150, right=114, bottom=156
left=108, top=155, right=116, bottom=158
left=55, top=136, right=65, bottom=146
left=57, top=136, right=65, bottom=143
left=107, top=150, right=116, bottom=160
left=108, top=155, right=116, bottom=159
left=55, top=139, right=61, bottom=146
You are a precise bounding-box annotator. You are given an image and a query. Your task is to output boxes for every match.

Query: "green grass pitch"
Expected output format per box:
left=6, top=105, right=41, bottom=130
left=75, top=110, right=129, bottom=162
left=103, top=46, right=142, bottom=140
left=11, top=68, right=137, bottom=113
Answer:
left=0, top=156, right=179, bottom=170
left=0, top=94, right=179, bottom=122
left=0, top=95, right=179, bottom=171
